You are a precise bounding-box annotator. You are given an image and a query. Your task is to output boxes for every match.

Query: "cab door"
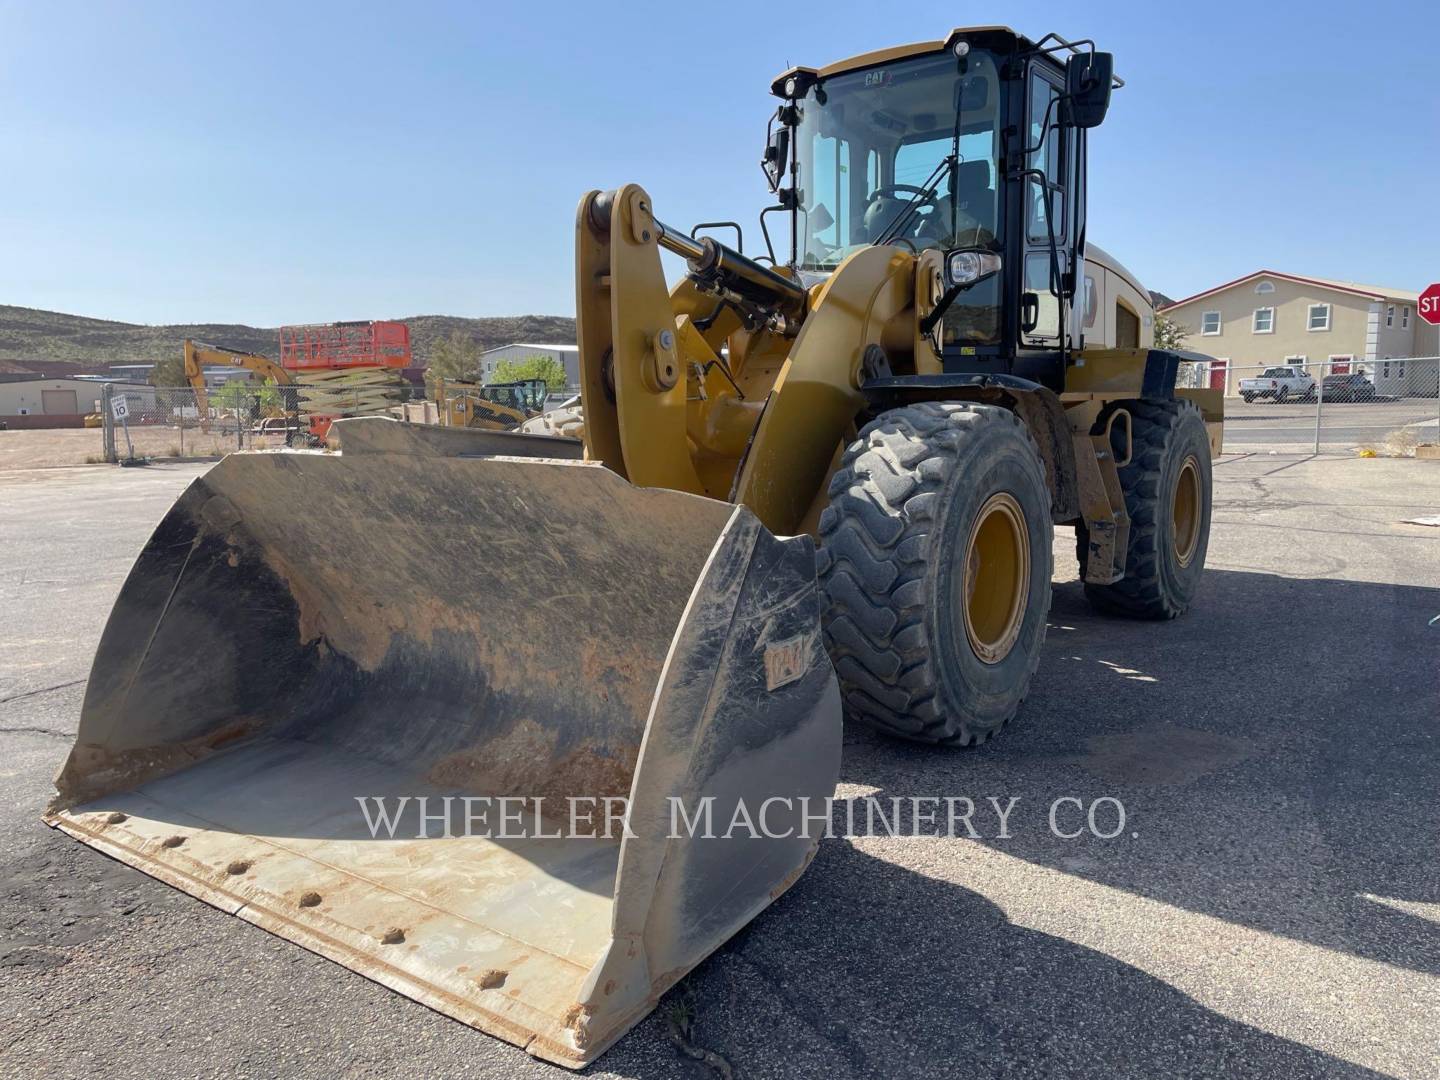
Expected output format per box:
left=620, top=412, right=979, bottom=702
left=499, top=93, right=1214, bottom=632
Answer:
left=1019, top=66, right=1071, bottom=350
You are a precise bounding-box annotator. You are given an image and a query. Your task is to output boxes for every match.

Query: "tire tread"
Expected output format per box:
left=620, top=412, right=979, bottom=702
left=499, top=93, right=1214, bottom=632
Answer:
left=818, top=402, right=1050, bottom=745
left=1078, top=399, right=1206, bottom=619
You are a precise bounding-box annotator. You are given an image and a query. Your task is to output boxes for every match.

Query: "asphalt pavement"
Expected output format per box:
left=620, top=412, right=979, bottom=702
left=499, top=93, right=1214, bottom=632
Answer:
left=1, top=455, right=1438, bottom=1079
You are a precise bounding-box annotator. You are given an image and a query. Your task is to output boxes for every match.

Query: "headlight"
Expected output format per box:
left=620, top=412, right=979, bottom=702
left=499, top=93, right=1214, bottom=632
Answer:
left=944, top=249, right=1002, bottom=288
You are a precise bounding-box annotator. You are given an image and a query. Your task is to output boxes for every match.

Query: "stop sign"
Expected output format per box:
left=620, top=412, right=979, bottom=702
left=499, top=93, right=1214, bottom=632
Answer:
left=1420, top=282, right=1440, bottom=326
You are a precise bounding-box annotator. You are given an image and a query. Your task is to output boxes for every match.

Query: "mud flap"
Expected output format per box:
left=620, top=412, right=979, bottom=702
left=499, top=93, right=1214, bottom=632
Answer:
left=46, top=447, right=840, bottom=1068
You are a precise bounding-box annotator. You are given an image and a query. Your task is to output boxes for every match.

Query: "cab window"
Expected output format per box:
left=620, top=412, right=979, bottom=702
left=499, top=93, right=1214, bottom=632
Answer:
left=1026, top=72, right=1065, bottom=242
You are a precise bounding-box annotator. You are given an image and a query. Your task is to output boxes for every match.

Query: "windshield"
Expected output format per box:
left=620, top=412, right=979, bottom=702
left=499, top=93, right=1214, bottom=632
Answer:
left=484, top=382, right=546, bottom=411
left=794, top=49, right=1002, bottom=344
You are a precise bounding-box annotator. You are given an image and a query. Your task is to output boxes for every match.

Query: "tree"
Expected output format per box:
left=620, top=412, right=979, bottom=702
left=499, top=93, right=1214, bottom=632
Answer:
left=211, top=379, right=262, bottom=421
left=427, top=331, right=482, bottom=384
left=149, top=352, right=188, bottom=387
left=492, top=355, right=569, bottom=393
left=1153, top=311, right=1190, bottom=352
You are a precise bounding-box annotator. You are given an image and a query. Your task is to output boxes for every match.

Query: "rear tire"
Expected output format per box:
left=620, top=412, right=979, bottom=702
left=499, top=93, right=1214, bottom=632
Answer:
left=1077, top=399, right=1212, bottom=619
left=817, top=403, right=1052, bottom=746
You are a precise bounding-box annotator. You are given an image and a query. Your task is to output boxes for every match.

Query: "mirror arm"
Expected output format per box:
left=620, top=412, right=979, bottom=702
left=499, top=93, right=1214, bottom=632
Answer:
left=920, top=281, right=966, bottom=337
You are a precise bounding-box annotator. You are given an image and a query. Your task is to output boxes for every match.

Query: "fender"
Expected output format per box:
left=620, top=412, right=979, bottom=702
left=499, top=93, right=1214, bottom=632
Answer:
left=859, top=373, right=1080, bottom=522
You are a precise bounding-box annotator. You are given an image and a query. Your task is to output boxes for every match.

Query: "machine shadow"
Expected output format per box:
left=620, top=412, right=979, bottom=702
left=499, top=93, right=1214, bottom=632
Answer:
left=602, top=838, right=1388, bottom=1080
left=836, top=567, right=1440, bottom=979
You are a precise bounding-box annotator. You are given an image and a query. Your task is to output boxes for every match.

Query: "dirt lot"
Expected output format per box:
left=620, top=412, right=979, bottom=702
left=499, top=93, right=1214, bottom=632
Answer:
left=0, top=425, right=290, bottom=469
left=2, top=454, right=1438, bottom=1079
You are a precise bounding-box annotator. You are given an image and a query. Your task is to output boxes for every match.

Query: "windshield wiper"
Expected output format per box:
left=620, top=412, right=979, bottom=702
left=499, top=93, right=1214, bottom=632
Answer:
left=873, top=157, right=954, bottom=247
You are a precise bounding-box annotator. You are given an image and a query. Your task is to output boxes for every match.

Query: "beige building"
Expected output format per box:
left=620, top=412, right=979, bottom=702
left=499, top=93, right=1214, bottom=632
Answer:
left=479, top=343, right=580, bottom=391
left=0, top=375, right=104, bottom=428
left=1161, top=271, right=1439, bottom=396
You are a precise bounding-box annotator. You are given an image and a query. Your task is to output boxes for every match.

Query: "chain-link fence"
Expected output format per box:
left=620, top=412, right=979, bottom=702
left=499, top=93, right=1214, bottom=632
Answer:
left=1179, top=355, right=1440, bottom=455
left=100, top=384, right=321, bottom=463
left=99, top=379, right=425, bottom=463
left=94, top=360, right=1440, bottom=463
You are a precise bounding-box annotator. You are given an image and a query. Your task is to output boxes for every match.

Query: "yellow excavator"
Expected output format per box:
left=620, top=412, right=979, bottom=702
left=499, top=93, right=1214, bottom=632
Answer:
left=182, top=338, right=296, bottom=434
left=50, top=27, right=1221, bottom=1068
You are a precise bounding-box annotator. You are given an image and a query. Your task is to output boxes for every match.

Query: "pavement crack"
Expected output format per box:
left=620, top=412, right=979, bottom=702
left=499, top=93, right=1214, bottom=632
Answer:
left=665, top=984, right=735, bottom=1079
left=0, top=679, right=85, bottom=706
left=0, top=725, right=72, bottom=740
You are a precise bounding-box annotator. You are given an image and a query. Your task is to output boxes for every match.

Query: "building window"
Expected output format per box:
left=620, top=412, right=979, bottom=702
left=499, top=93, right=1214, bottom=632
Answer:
left=1328, top=355, right=1353, bottom=374
left=1285, top=355, right=1307, bottom=374
left=1402, top=306, right=1410, bottom=329
left=1255, top=281, right=1275, bottom=295
left=1253, top=307, right=1275, bottom=333
left=1307, top=303, right=1330, bottom=331
left=1380, top=360, right=1406, bottom=379
left=1200, top=311, right=1221, bottom=335
left=1386, top=305, right=1395, bottom=327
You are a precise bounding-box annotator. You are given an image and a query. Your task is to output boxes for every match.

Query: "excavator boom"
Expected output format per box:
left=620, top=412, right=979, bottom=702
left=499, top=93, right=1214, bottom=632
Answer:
left=182, top=338, right=293, bottom=427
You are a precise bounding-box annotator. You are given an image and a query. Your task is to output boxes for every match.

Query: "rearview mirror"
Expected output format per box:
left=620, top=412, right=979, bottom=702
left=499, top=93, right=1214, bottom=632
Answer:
left=1062, top=51, right=1113, bottom=128
left=762, top=126, right=790, bottom=192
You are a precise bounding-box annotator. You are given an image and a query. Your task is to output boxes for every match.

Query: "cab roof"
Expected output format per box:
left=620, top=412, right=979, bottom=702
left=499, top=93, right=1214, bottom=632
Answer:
left=770, top=26, right=1031, bottom=96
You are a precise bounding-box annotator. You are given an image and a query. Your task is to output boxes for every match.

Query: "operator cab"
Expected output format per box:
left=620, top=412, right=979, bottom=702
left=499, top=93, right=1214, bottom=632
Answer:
left=766, top=27, right=1118, bottom=385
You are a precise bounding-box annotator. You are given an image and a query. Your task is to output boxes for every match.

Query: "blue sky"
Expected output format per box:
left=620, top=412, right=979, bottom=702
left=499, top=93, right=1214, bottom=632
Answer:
left=1, top=0, right=1435, bottom=325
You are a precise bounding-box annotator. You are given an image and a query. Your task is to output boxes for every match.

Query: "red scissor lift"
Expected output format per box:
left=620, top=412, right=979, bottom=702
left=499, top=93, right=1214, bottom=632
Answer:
left=279, top=321, right=412, bottom=439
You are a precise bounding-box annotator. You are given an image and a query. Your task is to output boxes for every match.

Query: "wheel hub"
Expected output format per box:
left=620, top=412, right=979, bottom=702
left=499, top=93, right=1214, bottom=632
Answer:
left=961, top=492, right=1030, bottom=665
left=1172, top=456, right=1201, bottom=567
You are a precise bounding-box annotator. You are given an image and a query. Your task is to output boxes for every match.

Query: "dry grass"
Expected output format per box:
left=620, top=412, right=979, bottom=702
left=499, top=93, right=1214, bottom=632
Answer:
left=0, top=425, right=291, bottom=470
left=1358, top=427, right=1421, bottom=458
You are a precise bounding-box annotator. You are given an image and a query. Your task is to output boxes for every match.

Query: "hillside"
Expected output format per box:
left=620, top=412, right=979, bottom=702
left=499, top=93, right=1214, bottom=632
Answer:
left=0, top=305, right=577, bottom=373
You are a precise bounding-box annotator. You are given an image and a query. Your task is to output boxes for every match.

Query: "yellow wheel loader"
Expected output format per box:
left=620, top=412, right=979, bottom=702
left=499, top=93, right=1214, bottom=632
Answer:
left=436, top=376, right=551, bottom=429
left=47, top=26, right=1221, bottom=1068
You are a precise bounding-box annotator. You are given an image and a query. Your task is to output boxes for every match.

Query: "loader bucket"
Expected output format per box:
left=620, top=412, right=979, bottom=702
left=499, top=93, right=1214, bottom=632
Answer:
left=46, top=438, right=840, bottom=1068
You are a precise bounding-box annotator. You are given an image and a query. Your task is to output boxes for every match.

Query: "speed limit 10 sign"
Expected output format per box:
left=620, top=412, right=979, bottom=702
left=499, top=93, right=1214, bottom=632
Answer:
left=110, top=394, right=129, bottom=421
left=1419, top=283, right=1440, bottom=326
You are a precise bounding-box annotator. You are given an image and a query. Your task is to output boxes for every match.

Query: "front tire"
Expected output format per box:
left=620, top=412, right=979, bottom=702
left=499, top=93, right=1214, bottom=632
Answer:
left=817, top=403, right=1053, bottom=746
left=1077, top=399, right=1212, bottom=619
left=1241, top=392, right=1255, bottom=403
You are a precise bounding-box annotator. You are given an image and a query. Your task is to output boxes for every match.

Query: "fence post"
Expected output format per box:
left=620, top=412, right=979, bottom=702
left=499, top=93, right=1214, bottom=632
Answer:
left=101, top=384, right=117, bottom=463
left=1313, top=368, right=1324, bottom=455
left=178, top=388, right=185, bottom=457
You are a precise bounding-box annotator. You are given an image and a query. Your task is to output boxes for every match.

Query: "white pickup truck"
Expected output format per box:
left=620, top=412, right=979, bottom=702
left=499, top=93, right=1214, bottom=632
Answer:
left=1239, top=366, right=1316, bottom=403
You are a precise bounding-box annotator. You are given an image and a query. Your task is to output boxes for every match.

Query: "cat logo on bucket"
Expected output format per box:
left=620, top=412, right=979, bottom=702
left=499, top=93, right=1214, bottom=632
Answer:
left=764, top=635, right=809, bottom=691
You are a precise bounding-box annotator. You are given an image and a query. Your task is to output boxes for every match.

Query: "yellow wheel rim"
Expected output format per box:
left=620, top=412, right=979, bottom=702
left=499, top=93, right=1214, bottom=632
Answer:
left=1172, top=456, right=1201, bottom=567
left=962, top=492, right=1030, bottom=665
